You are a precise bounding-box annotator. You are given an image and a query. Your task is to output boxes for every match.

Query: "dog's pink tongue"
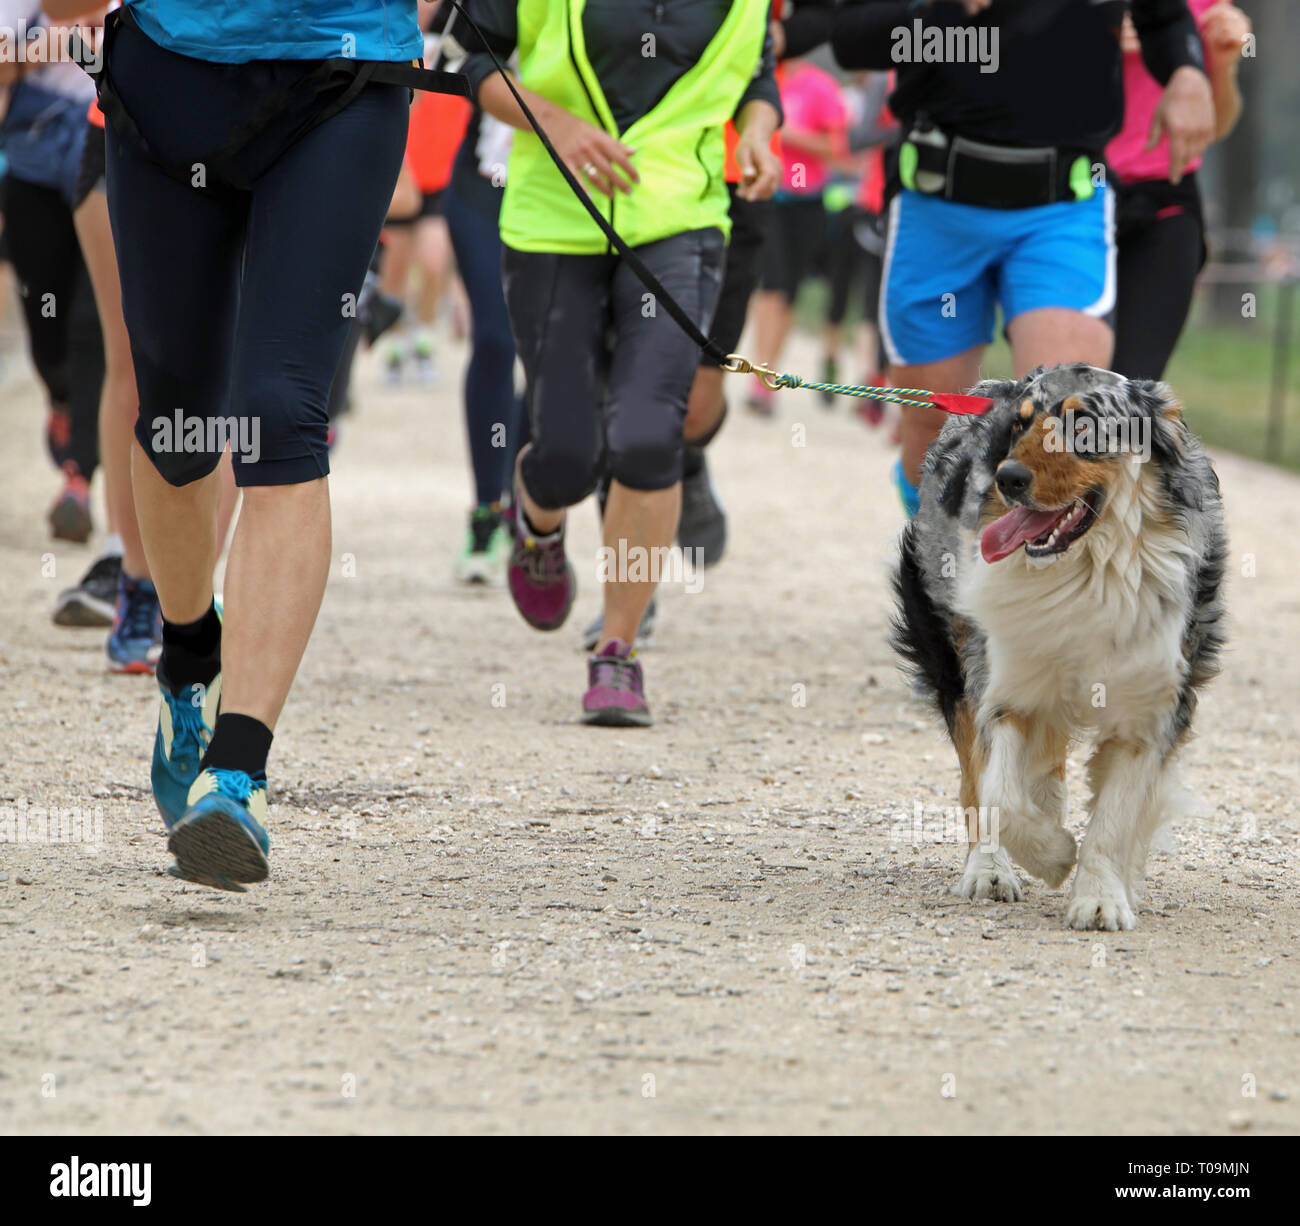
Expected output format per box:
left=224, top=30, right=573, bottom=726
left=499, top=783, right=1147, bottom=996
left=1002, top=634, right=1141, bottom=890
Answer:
left=981, top=506, right=1063, bottom=563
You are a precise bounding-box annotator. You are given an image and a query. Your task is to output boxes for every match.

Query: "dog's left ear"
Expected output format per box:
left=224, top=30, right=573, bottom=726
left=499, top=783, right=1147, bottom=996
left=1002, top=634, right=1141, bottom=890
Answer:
left=1129, top=379, right=1186, bottom=446
left=1130, top=379, right=1209, bottom=510
left=1127, top=378, right=1180, bottom=414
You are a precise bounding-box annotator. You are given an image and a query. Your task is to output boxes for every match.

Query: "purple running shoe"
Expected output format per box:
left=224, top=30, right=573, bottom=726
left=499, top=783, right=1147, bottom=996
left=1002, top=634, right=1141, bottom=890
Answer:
left=582, top=638, right=651, bottom=727
left=505, top=503, right=576, bottom=631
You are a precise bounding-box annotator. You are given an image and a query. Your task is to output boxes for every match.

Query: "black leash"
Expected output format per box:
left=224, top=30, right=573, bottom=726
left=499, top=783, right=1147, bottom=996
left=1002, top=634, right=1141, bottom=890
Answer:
left=443, top=3, right=995, bottom=411
left=71, top=8, right=469, bottom=197
left=74, top=2, right=725, bottom=359
left=72, top=4, right=989, bottom=413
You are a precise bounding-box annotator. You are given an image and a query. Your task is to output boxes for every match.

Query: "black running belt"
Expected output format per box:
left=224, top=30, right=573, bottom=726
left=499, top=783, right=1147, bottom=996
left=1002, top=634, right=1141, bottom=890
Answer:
left=72, top=7, right=470, bottom=196
left=442, top=0, right=731, bottom=367
left=75, top=1, right=729, bottom=365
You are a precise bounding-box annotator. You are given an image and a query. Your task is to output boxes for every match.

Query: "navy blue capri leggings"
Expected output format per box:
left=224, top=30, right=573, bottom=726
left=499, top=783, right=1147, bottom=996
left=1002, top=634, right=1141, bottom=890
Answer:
left=104, top=17, right=409, bottom=487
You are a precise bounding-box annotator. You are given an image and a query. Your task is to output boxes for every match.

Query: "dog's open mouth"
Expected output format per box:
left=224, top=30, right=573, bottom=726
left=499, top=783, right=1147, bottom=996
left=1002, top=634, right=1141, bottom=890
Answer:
left=981, top=488, right=1104, bottom=563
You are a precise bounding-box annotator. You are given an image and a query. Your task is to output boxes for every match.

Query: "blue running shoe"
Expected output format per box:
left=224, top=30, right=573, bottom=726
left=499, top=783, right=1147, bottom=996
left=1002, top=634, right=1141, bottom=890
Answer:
left=891, top=457, right=921, bottom=519
left=107, top=574, right=163, bottom=675
left=168, top=768, right=270, bottom=892
left=151, top=602, right=222, bottom=827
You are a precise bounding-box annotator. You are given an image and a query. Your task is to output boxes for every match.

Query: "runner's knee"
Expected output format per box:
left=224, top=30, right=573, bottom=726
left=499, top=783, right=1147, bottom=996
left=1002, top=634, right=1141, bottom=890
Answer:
left=133, top=356, right=227, bottom=485
left=522, top=441, right=603, bottom=510
left=606, top=431, right=682, bottom=493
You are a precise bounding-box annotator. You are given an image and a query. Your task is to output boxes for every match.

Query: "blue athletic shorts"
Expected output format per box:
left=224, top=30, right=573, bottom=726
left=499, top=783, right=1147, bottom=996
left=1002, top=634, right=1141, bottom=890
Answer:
left=879, top=185, right=1115, bottom=368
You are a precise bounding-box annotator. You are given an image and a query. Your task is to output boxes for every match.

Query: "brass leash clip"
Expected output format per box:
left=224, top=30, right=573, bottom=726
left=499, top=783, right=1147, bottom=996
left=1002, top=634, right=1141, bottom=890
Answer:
left=721, top=353, right=784, bottom=390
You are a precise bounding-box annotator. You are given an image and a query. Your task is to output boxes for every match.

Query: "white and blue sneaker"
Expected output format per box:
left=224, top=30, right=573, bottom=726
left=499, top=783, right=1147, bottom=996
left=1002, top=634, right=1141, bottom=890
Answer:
left=107, top=574, right=163, bottom=675
left=168, top=768, right=270, bottom=892
left=151, top=602, right=222, bottom=827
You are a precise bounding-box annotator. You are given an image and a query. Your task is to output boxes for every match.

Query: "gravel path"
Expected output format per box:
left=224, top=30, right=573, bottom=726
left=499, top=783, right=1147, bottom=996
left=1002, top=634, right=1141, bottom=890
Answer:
left=1, top=337, right=1296, bottom=1135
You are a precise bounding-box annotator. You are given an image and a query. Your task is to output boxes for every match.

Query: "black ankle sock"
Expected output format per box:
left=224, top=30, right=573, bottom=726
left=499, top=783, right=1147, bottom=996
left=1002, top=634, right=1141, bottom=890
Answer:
left=160, top=602, right=221, bottom=690
left=201, top=713, right=273, bottom=779
left=522, top=504, right=561, bottom=537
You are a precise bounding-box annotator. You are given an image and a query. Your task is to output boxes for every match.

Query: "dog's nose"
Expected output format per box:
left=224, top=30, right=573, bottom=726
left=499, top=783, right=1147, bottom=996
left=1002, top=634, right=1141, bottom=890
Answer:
left=995, top=461, right=1033, bottom=501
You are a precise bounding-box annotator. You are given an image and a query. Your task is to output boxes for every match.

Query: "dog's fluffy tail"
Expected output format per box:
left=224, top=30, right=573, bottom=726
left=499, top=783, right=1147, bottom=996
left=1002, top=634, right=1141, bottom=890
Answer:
left=891, top=523, right=964, bottom=735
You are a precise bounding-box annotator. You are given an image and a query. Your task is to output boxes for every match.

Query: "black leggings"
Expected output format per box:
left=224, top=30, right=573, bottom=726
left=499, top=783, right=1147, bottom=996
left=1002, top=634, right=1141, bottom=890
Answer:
left=760, top=195, right=826, bottom=304
left=444, top=182, right=526, bottom=508
left=1111, top=175, right=1206, bottom=382
left=104, top=16, right=409, bottom=487
left=2, top=175, right=104, bottom=480
left=826, top=204, right=867, bottom=327
left=502, top=227, right=723, bottom=510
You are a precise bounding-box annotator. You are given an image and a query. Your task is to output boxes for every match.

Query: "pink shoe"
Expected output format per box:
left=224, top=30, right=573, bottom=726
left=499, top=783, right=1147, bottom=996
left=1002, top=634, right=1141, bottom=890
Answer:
left=582, top=639, right=651, bottom=727
left=505, top=503, right=575, bottom=631
left=854, top=372, right=887, bottom=428
left=49, top=467, right=92, bottom=543
left=745, top=376, right=775, bottom=418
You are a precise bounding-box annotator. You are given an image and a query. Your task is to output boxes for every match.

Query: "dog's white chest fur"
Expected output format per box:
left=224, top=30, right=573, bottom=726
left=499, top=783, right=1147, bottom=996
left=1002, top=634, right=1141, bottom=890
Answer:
left=960, top=463, right=1194, bottom=739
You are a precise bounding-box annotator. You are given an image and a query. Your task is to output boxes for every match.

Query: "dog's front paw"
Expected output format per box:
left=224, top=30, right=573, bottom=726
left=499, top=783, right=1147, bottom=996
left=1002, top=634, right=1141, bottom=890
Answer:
left=1066, top=869, right=1136, bottom=931
left=955, top=847, right=1023, bottom=902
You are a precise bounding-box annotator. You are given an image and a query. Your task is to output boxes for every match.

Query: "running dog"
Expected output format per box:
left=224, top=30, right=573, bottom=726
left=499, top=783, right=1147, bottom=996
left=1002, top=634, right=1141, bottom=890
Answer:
left=893, top=364, right=1226, bottom=930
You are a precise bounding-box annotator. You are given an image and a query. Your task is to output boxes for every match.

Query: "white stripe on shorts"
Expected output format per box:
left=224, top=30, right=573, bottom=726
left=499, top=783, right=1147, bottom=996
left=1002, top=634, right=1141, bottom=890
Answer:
left=878, top=192, right=905, bottom=367
left=1083, top=186, right=1117, bottom=318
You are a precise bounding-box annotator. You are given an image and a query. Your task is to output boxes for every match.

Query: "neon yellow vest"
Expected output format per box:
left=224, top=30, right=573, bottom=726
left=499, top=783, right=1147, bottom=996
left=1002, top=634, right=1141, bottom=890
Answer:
left=501, top=0, right=768, bottom=254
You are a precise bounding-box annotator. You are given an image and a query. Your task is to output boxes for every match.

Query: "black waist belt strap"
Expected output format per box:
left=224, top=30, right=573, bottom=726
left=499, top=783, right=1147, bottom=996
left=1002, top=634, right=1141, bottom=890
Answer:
left=72, top=6, right=470, bottom=196
left=74, top=0, right=731, bottom=367
left=901, top=122, right=1098, bottom=210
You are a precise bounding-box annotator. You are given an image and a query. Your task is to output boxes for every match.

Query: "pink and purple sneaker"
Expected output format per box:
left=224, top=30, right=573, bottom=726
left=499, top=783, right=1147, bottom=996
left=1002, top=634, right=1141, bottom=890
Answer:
left=505, top=503, right=576, bottom=631
left=582, top=638, right=651, bottom=727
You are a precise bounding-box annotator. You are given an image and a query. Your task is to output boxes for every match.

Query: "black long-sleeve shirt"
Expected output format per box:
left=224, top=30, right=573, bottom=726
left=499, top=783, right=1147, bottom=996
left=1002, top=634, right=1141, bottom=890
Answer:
left=459, top=0, right=781, bottom=135
left=780, top=0, right=839, bottom=59
left=831, top=0, right=1205, bottom=150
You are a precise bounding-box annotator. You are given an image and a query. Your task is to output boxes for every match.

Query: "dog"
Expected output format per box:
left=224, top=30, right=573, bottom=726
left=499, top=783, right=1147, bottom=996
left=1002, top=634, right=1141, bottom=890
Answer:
left=892, top=364, right=1226, bottom=930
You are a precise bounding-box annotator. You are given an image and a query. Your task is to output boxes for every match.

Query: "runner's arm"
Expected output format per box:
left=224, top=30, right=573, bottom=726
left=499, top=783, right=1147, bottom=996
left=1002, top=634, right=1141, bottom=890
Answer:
left=830, top=0, right=1042, bottom=70
left=457, top=0, right=574, bottom=145
left=459, top=0, right=638, bottom=199
left=1201, top=1, right=1249, bottom=141
left=0, top=2, right=105, bottom=84
left=1132, top=0, right=1213, bottom=183
left=1131, top=0, right=1206, bottom=83
left=778, top=0, right=838, bottom=61
left=846, top=72, right=894, bottom=152
left=736, top=17, right=784, bottom=126
left=734, top=98, right=783, bottom=201
left=37, top=1, right=106, bottom=17
left=831, top=1, right=920, bottom=70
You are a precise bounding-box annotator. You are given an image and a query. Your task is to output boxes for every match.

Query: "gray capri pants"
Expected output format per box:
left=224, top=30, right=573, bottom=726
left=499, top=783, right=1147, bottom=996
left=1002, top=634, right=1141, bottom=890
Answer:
left=502, top=225, right=724, bottom=510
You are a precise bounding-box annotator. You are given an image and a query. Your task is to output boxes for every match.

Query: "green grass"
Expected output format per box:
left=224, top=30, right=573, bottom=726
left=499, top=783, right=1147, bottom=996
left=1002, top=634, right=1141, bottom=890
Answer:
left=796, top=280, right=1300, bottom=473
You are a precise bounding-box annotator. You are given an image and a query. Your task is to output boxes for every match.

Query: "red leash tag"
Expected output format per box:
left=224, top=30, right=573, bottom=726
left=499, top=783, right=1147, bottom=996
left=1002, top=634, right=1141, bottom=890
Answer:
left=929, top=393, right=996, bottom=416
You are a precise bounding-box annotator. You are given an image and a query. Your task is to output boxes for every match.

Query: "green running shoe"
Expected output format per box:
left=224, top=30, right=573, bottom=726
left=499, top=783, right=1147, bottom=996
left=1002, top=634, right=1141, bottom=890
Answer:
left=455, top=506, right=508, bottom=585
